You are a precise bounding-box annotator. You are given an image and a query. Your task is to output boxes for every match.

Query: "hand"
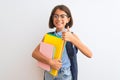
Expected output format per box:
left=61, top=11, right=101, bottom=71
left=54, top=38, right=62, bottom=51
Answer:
left=62, top=26, right=74, bottom=42
left=48, top=59, right=62, bottom=70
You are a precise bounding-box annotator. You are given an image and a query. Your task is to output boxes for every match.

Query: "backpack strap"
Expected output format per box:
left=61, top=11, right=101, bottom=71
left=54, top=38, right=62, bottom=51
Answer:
left=66, top=42, right=78, bottom=80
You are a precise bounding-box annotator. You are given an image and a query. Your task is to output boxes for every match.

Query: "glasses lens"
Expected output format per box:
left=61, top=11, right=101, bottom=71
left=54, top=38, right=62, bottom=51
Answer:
left=53, top=14, right=68, bottom=19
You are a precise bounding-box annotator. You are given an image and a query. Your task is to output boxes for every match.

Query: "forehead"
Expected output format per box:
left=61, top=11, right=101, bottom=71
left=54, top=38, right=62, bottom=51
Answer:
left=54, top=9, right=67, bottom=15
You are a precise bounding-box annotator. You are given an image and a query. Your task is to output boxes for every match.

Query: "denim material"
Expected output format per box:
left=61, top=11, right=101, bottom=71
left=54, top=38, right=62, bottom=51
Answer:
left=54, top=31, right=71, bottom=68
left=44, top=67, right=72, bottom=80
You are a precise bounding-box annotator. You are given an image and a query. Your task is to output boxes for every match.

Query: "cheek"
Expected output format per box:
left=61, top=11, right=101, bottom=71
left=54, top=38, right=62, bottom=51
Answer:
left=64, top=18, right=69, bottom=23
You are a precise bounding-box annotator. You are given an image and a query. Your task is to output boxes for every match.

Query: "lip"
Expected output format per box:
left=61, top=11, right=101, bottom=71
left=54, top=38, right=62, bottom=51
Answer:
left=55, top=22, right=63, bottom=25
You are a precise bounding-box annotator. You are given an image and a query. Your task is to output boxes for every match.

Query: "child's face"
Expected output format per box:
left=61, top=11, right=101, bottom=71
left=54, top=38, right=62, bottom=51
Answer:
left=53, top=9, right=70, bottom=31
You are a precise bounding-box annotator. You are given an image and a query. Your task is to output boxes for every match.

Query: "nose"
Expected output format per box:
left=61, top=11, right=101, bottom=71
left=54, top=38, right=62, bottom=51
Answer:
left=57, top=16, right=61, bottom=20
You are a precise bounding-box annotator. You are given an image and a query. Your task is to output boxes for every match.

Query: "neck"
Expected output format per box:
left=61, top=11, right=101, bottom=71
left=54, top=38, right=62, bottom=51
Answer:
left=56, top=28, right=65, bottom=32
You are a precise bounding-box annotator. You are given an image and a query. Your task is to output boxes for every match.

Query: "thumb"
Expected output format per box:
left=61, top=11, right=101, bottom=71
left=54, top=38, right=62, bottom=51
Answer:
left=67, top=25, right=70, bottom=32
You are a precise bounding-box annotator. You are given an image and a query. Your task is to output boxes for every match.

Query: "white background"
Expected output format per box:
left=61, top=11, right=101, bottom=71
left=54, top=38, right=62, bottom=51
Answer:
left=0, top=0, right=120, bottom=80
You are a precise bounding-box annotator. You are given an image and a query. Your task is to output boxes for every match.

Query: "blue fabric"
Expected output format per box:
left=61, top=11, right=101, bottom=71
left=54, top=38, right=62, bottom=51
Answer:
left=44, top=67, right=72, bottom=80
left=54, top=31, right=71, bottom=68
left=66, top=42, right=78, bottom=80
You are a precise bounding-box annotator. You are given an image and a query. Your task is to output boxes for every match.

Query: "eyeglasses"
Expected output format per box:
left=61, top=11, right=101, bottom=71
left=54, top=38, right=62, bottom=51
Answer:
left=53, top=14, right=68, bottom=19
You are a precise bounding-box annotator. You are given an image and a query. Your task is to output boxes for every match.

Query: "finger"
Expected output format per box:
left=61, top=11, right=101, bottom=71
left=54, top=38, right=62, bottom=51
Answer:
left=58, top=59, right=62, bottom=63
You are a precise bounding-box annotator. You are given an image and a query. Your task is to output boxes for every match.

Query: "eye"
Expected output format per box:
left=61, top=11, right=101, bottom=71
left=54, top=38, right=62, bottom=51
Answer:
left=53, top=14, right=59, bottom=18
left=53, top=14, right=68, bottom=19
left=60, top=15, right=66, bottom=18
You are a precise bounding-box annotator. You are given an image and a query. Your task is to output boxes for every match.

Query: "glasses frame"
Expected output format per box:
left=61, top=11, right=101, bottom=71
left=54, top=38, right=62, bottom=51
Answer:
left=53, top=14, right=68, bottom=19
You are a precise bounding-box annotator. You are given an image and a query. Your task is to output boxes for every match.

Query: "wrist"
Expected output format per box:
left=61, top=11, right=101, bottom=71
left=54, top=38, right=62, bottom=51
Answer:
left=70, top=35, right=76, bottom=43
left=48, top=58, right=53, bottom=66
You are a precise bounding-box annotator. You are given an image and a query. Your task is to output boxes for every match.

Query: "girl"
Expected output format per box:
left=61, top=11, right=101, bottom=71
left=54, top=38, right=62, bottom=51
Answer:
left=32, top=5, right=92, bottom=80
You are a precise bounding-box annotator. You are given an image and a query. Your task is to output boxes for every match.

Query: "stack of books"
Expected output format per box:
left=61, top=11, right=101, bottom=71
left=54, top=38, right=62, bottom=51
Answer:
left=38, top=33, right=65, bottom=76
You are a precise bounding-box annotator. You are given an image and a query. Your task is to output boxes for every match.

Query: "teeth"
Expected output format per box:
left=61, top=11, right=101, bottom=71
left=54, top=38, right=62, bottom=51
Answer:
left=56, top=23, right=61, bottom=25
left=57, top=22, right=62, bottom=24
